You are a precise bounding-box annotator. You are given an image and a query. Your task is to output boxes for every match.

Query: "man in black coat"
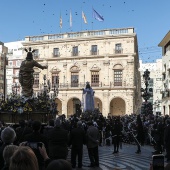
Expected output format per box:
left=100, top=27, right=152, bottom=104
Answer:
left=69, top=121, right=86, bottom=168
left=112, top=117, right=123, bottom=154
left=47, top=118, right=69, bottom=160
left=24, top=120, right=48, bottom=170
left=164, top=119, right=170, bottom=162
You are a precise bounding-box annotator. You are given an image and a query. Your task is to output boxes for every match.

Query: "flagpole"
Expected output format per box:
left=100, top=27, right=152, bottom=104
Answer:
left=81, top=7, right=82, bottom=31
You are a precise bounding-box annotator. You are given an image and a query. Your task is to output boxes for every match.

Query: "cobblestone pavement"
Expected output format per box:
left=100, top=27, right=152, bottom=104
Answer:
left=67, top=143, right=167, bottom=170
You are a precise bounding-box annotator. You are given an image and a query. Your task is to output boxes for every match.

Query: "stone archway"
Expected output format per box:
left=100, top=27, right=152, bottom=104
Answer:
left=110, top=97, right=126, bottom=116
left=94, top=97, right=102, bottom=113
left=67, top=97, right=81, bottom=117
left=56, top=98, right=62, bottom=115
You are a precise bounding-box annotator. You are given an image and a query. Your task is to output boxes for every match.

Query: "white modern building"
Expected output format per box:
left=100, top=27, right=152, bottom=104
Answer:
left=139, top=59, right=162, bottom=114
left=158, top=31, right=170, bottom=115
left=4, top=41, right=24, bottom=95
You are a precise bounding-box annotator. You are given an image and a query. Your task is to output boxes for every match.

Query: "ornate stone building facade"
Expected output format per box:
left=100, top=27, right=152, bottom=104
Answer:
left=22, top=27, right=141, bottom=117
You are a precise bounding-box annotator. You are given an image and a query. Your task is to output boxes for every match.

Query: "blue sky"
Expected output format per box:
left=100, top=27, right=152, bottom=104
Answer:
left=0, top=0, right=170, bottom=63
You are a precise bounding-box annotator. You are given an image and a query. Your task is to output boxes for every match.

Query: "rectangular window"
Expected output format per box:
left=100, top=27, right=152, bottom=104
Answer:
left=72, top=46, right=78, bottom=56
left=114, top=70, right=122, bottom=86
left=33, top=49, right=39, bottom=59
left=91, top=45, right=97, bottom=55
left=52, top=73, right=59, bottom=88
left=71, top=72, right=79, bottom=87
left=53, top=48, right=59, bottom=57
left=91, top=71, right=99, bottom=87
left=16, top=60, right=21, bottom=67
left=33, top=73, right=39, bottom=88
left=156, top=78, right=162, bottom=81
left=115, top=43, right=122, bottom=54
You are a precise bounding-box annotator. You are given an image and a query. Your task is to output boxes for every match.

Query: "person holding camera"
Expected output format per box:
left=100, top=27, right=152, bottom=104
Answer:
left=24, top=120, right=48, bottom=170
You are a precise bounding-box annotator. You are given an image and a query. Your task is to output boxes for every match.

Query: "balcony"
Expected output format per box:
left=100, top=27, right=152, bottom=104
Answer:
left=72, top=51, right=79, bottom=57
left=90, top=50, right=99, bottom=55
left=114, top=49, right=123, bottom=54
left=52, top=52, right=60, bottom=57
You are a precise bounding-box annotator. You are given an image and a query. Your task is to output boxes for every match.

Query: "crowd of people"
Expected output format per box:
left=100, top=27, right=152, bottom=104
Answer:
left=0, top=112, right=170, bottom=170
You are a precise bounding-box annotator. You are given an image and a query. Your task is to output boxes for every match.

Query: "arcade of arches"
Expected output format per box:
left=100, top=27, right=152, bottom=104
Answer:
left=55, top=97, right=126, bottom=117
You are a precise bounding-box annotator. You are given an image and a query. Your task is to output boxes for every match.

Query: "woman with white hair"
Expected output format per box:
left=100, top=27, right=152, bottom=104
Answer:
left=0, top=127, right=16, bottom=169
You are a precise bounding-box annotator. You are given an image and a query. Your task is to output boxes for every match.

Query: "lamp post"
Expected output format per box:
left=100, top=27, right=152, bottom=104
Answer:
left=141, top=69, right=153, bottom=115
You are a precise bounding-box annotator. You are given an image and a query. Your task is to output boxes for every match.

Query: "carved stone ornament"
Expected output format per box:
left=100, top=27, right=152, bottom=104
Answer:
left=50, top=67, right=61, bottom=74
left=103, top=60, right=110, bottom=65
left=70, top=66, right=80, bottom=72
left=90, top=64, right=101, bottom=71
left=63, top=63, right=67, bottom=67
left=83, top=61, right=87, bottom=65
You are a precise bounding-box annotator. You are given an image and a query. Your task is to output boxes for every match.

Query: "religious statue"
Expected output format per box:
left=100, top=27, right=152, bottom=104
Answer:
left=82, top=82, right=95, bottom=113
left=19, top=48, right=47, bottom=99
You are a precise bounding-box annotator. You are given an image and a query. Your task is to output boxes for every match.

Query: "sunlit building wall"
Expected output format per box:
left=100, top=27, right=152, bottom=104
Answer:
left=5, top=41, right=24, bottom=95
left=158, top=31, right=170, bottom=115
left=21, top=27, right=141, bottom=117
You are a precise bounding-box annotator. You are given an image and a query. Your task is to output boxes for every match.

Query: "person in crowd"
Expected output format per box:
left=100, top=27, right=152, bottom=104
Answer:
left=86, top=121, right=100, bottom=168
left=112, top=117, right=123, bottom=154
left=135, top=115, right=145, bottom=153
left=9, top=146, right=39, bottom=170
left=46, top=159, right=72, bottom=170
left=164, top=118, right=170, bottom=162
left=152, top=117, right=164, bottom=154
left=24, top=120, right=48, bottom=170
left=69, top=120, right=86, bottom=168
left=2, top=145, right=19, bottom=170
left=0, top=127, right=16, bottom=170
left=43, top=119, right=54, bottom=136
left=47, top=118, right=69, bottom=160
left=15, top=119, right=32, bottom=144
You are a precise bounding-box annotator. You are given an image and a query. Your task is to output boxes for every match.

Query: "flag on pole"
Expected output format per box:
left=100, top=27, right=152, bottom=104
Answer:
left=60, top=14, right=62, bottom=28
left=82, top=11, right=87, bottom=24
left=70, top=10, right=72, bottom=27
left=92, top=8, right=104, bottom=21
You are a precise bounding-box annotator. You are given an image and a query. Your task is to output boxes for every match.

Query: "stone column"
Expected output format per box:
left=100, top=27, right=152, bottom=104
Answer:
left=102, top=90, right=110, bottom=117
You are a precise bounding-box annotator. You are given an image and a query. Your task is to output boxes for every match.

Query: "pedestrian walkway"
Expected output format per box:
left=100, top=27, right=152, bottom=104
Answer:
left=67, top=143, right=157, bottom=170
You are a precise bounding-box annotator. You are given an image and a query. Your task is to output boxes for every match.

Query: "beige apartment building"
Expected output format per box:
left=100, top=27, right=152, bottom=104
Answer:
left=22, top=27, right=141, bottom=117
left=158, top=31, right=170, bottom=115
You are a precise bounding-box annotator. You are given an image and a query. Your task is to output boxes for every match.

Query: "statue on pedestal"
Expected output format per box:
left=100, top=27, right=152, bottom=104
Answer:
left=82, top=82, right=95, bottom=113
left=19, top=48, right=47, bottom=99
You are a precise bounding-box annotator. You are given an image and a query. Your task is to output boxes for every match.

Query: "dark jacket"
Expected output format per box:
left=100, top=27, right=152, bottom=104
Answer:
left=86, top=125, right=100, bottom=148
left=24, top=131, right=48, bottom=170
left=164, top=124, right=170, bottom=149
left=47, top=126, right=69, bottom=159
left=0, top=144, right=8, bottom=170
left=69, top=127, right=86, bottom=149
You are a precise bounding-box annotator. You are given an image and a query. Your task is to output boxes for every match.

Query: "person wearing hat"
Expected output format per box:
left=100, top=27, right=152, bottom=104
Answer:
left=19, top=48, right=47, bottom=98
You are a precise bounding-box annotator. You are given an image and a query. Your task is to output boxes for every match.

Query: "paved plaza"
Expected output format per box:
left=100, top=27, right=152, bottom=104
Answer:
left=67, top=143, right=164, bottom=170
